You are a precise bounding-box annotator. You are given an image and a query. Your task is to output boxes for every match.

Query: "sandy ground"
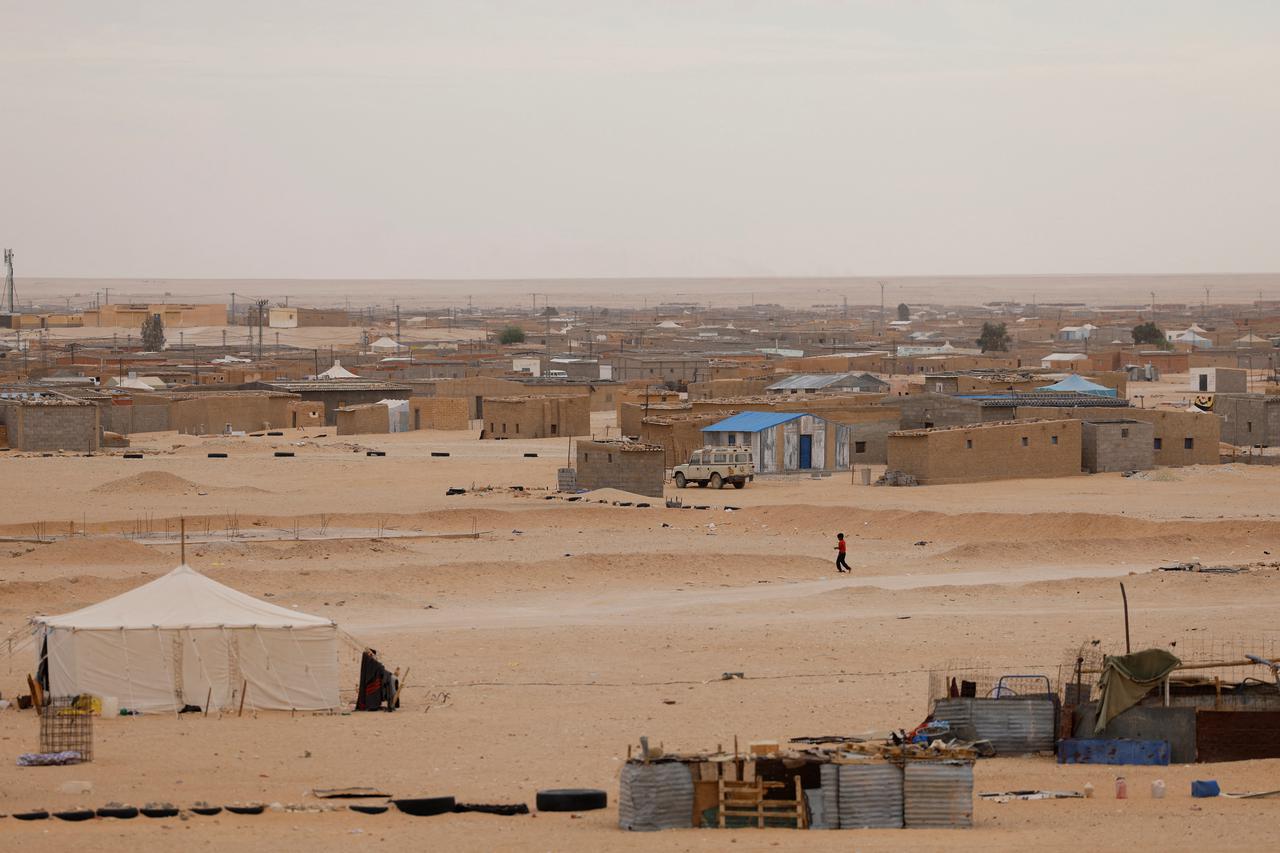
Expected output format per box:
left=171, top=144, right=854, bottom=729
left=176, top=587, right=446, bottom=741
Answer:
left=2, top=420, right=1279, bottom=851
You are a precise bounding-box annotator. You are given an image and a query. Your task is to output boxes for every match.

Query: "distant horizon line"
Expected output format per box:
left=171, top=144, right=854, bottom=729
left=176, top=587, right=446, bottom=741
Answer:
left=14, top=271, right=1280, bottom=283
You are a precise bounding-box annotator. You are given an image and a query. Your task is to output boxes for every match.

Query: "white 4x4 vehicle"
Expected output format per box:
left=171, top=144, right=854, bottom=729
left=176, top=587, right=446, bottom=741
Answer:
left=673, top=447, right=754, bottom=490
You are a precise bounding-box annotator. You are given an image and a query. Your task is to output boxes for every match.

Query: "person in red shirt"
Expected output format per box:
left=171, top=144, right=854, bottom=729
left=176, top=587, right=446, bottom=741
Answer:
left=834, top=532, right=851, bottom=573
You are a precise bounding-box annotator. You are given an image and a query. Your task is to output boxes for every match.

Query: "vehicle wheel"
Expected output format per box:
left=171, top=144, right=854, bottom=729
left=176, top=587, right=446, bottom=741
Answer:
left=536, top=788, right=607, bottom=812
left=733, top=480, right=745, bottom=489
left=709, top=473, right=723, bottom=489
left=674, top=473, right=687, bottom=488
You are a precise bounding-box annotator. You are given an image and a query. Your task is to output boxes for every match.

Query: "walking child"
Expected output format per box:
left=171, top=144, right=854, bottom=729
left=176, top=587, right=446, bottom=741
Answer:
left=835, top=532, right=851, bottom=573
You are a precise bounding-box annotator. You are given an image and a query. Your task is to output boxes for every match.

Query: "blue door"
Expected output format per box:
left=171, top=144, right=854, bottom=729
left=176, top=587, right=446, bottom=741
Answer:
left=798, top=434, right=812, bottom=469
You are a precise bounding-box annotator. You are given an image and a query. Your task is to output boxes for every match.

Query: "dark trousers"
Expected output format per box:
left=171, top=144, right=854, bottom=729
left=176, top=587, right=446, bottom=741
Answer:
left=836, top=552, right=850, bottom=572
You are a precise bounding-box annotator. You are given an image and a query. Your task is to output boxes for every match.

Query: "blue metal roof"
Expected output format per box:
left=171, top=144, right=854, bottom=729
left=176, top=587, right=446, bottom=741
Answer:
left=702, top=411, right=807, bottom=433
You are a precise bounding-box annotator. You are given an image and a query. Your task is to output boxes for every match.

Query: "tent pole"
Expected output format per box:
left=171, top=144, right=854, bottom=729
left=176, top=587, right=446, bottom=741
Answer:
left=1120, top=582, right=1131, bottom=654
left=180, top=517, right=186, bottom=565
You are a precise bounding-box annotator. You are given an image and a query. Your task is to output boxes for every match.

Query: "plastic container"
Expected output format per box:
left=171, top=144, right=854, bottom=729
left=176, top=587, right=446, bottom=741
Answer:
left=100, top=696, right=119, bottom=718
left=1191, top=780, right=1220, bottom=798
left=1083, top=782, right=1094, bottom=799
left=1151, top=780, right=1166, bottom=799
left=1115, top=777, right=1127, bottom=799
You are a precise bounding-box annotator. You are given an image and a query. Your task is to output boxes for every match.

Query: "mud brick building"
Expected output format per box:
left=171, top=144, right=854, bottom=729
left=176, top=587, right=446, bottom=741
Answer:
left=482, top=394, right=590, bottom=439
left=575, top=440, right=665, bottom=498
left=408, top=397, right=470, bottom=431
left=887, top=419, right=1083, bottom=485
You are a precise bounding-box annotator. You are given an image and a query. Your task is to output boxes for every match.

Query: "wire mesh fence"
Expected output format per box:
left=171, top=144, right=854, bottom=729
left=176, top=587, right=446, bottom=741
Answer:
left=39, top=695, right=95, bottom=762
left=926, top=660, right=1065, bottom=708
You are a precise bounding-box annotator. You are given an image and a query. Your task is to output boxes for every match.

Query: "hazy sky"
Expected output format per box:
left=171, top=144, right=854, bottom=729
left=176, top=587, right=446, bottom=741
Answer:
left=3, top=2, right=1278, bottom=279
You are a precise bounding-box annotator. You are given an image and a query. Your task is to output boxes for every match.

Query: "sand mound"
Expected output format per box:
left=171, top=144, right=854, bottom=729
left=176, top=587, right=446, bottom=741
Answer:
left=3, top=536, right=170, bottom=567
left=91, top=471, right=203, bottom=495
left=88, top=471, right=271, bottom=497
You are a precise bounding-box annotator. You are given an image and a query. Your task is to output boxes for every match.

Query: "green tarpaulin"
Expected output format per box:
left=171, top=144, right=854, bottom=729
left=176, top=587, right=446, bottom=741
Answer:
left=1094, top=649, right=1182, bottom=734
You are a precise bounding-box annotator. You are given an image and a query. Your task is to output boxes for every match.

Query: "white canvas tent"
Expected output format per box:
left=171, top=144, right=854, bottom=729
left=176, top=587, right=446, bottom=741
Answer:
left=317, top=360, right=359, bottom=379
left=33, top=565, right=340, bottom=713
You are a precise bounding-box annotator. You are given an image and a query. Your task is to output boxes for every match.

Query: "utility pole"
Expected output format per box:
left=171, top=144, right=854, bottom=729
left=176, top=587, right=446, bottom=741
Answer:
left=1150, top=291, right=1156, bottom=325
left=103, top=287, right=111, bottom=305
left=878, top=281, right=885, bottom=336
left=255, top=299, right=269, bottom=360
left=1203, top=286, right=1210, bottom=324
left=395, top=303, right=401, bottom=347
left=230, top=292, right=237, bottom=326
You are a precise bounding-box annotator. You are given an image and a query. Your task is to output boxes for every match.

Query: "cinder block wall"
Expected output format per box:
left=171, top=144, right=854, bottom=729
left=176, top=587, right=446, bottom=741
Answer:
left=576, top=440, right=665, bottom=497
left=1214, top=395, right=1280, bottom=447
left=4, top=403, right=100, bottom=452
left=1082, top=420, right=1155, bottom=472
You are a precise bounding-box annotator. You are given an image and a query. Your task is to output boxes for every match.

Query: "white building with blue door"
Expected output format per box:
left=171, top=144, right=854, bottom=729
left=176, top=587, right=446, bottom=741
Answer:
left=701, top=411, right=842, bottom=473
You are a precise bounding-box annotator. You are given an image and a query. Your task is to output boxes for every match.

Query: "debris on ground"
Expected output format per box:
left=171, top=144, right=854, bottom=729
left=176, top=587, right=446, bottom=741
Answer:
left=1158, top=561, right=1248, bottom=574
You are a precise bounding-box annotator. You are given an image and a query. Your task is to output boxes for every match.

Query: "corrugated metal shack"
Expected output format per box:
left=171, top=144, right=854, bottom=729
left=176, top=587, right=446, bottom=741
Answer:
left=929, top=639, right=1280, bottom=766
left=1059, top=639, right=1280, bottom=765
left=616, top=740, right=974, bottom=832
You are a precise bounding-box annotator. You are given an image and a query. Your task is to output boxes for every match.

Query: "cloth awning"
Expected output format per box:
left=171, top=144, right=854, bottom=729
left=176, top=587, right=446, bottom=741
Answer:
left=1093, top=649, right=1181, bottom=734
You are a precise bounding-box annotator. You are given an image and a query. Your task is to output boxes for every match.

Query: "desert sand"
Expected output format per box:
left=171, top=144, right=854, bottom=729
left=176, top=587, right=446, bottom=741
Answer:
left=1, top=413, right=1279, bottom=851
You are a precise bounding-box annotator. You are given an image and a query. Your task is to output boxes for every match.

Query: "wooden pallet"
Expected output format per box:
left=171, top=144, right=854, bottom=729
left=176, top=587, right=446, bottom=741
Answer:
left=717, top=776, right=806, bottom=829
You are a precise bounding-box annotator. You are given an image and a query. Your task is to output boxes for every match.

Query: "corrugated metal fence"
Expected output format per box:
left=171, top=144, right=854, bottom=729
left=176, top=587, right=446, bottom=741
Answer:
left=932, top=697, right=1056, bottom=755
left=617, top=762, right=694, bottom=831
left=904, top=761, right=974, bottom=829
left=818, top=761, right=904, bottom=829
